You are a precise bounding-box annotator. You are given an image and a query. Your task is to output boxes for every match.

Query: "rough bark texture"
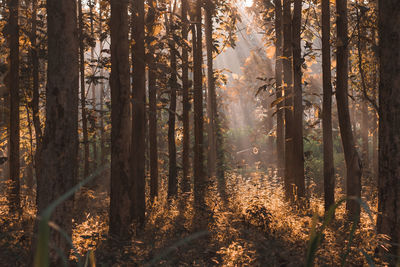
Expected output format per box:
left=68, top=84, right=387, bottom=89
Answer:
left=335, top=0, right=361, bottom=221
left=131, top=0, right=146, bottom=227
left=322, top=0, right=335, bottom=213
left=193, top=0, right=206, bottom=211
left=30, top=0, right=42, bottom=186
left=292, top=0, right=305, bottom=201
left=147, top=0, right=159, bottom=200
left=78, top=0, right=89, bottom=179
left=274, top=0, right=284, bottom=179
left=377, top=0, right=400, bottom=263
left=167, top=11, right=178, bottom=197
left=205, top=0, right=217, bottom=179
left=38, top=0, right=79, bottom=261
left=181, top=0, right=191, bottom=193
left=7, top=0, right=20, bottom=213
left=109, top=0, right=132, bottom=240
left=282, top=0, right=294, bottom=200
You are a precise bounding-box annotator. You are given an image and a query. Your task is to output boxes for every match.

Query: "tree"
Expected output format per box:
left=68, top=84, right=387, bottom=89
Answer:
left=282, top=0, right=294, bottom=200
left=274, top=0, right=284, bottom=179
left=78, top=0, right=89, bottom=179
left=30, top=0, right=42, bottom=190
left=167, top=3, right=177, bottom=197
left=205, top=0, right=217, bottom=179
left=377, top=0, right=400, bottom=263
left=147, top=0, right=159, bottom=200
left=181, top=0, right=191, bottom=193
left=193, top=0, right=206, bottom=212
left=7, top=0, right=20, bottom=213
left=109, top=0, right=132, bottom=240
left=322, top=0, right=335, bottom=214
left=335, top=0, right=361, bottom=221
left=37, top=0, right=79, bottom=260
left=292, top=0, right=305, bottom=201
left=131, top=0, right=146, bottom=227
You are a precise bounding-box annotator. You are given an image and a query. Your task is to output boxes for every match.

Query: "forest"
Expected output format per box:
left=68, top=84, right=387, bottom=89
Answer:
left=0, top=0, right=399, bottom=266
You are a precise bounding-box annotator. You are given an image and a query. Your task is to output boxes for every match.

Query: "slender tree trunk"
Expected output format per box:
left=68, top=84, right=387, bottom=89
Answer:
left=274, top=0, right=284, bottom=178
left=181, top=0, right=191, bottom=193
left=167, top=9, right=178, bottom=197
left=38, top=0, right=79, bottom=261
left=78, top=0, right=89, bottom=179
left=147, top=0, right=159, bottom=201
left=322, top=0, right=335, bottom=214
left=292, top=0, right=305, bottom=201
left=31, top=0, right=42, bottom=186
left=361, top=101, right=369, bottom=171
left=356, top=12, right=369, bottom=173
left=193, top=0, right=206, bottom=211
left=131, top=0, right=146, bottom=227
left=336, top=0, right=361, bottom=221
left=109, top=0, right=132, bottom=240
left=282, top=0, right=294, bottom=200
left=377, top=0, right=400, bottom=263
left=205, top=0, right=217, bottom=179
left=99, top=4, right=105, bottom=165
left=7, top=0, right=20, bottom=213
left=89, top=0, right=97, bottom=173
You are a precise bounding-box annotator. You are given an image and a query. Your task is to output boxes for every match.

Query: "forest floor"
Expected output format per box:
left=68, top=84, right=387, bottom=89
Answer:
left=0, top=169, right=385, bottom=266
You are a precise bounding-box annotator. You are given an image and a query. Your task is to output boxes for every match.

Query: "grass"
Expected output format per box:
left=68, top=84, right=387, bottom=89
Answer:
left=0, top=167, right=386, bottom=266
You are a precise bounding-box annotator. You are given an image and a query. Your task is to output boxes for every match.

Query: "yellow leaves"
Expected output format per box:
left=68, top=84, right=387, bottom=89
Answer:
left=152, top=24, right=162, bottom=36
left=266, top=46, right=276, bottom=59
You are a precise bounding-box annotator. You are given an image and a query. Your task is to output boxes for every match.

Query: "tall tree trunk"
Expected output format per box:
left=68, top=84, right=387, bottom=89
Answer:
left=336, top=0, right=361, bottom=221
left=356, top=11, right=369, bottom=174
left=205, top=0, right=217, bottom=179
left=361, top=101, right=369, bottom=171
left=131, top=0, right=146, bottom=227
left=38, top=0, right=79, bottom=260
left=274, top=0, right=284, bottom=178
left=31, top=0, right=42, bottom=186
left=7, top=0, right=20, bottom=213
left=181, top=0, right=191, bottom=193
left=89, top=0, right=97, bottom=173
left=193, top=0, right=205, bottom=212
left=322, top=0, right=335, bottom=214
left=167, top=8, right=178, bottom=197
left=292, top=0, right=305, bottom=201
left=99, top=3, right=105, bottom=166
left=78, top=0, right=89, bottom=179
left=377, top=0, right=400, bottom=263
left=282, top=0, right=294, bottom=200
left=147, top=0, right=159, bottom=201
left=109, top=0, right=132, bottom=240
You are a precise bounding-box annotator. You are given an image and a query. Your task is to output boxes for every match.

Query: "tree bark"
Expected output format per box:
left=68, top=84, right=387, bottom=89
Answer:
left=193, top=0, right=206, bottom=211
left=78, top=0, right=89, bottom=179
left=282, top=0, right=294, bottom=200
left=30, top=0, right=42, bottom=187
left=167, top=8, right=178, bottom=197
left=335, top=0, right=361, bottom=221
left=109, top=0, right=132, bottom=240
left=147, top=0, right=159, bottom=201
left=377, top=0, right=400, bottom=263
left=131, top=0, right=146, bottom=227
left=7, top=0, right=20, bottom=214
left=292, top=0, right=305, bottom=201
left=181, top=0, right=191, bottom=193
left=274, top=0, right=284, bottom=178
left=205, top=0, right=217, bottom=179
left=322, top=0, right=335, bottom=214
left=38, top=0, right=79, bottom=260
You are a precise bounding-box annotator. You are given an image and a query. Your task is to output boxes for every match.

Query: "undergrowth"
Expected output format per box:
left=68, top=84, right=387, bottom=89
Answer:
left=0, top=168, right=387, bottom=266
